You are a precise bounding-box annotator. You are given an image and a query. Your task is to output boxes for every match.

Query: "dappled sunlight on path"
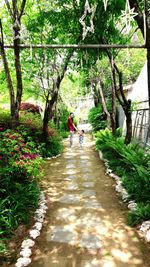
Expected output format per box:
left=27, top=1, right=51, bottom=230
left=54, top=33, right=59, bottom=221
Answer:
left=29, top=134, right=149, bottom=267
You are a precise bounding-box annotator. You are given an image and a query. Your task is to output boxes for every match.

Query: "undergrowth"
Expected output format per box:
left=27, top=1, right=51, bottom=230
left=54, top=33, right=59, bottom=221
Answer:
left=96, top=128, right=150, bottom=226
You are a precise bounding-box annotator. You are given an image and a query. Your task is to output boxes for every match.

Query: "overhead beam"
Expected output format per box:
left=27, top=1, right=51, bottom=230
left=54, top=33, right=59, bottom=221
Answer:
left=3, top=44, right=146, bottom=49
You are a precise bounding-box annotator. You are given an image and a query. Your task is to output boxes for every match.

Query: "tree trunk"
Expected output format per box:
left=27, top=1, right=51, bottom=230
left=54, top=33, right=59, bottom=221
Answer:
left=110, top=59, right=117, bottom=134
left=43, top=97, right=50, bottom=141
left=0, top=20, right=18, bottom=127
left=42, top=89, right=59, bottom=141
left=97, top=80, right=111, bottom=128
left=124, top=100, right=132, bottom=145
left=92, top=83, right=100, bottom=107
left=42, top=49, right=74, bottom=139
left=111, top=88, right=116, bottom=135
left=118, top=73, right=132, bottom=145
left=111, top=63, right=132, bottom=144
left=13, top=20, right=23, bottom=119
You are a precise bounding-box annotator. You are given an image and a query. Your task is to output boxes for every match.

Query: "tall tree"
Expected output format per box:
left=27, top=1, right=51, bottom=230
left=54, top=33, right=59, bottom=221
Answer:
left=128, top=0, right=150, bottom=111
left=0, top=0, right=26, bottom=126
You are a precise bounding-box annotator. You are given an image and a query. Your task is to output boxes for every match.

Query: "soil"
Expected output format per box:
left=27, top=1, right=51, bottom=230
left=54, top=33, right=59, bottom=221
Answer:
left=9, top=134, right=150, bottom=267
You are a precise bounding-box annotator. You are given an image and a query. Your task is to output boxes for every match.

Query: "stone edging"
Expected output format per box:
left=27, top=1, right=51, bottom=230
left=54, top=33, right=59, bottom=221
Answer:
left=98, top=150, right=150, bottom=243
left=15, top=154, right=62, bottom=267
left=15, top=191, right=48, bottom=267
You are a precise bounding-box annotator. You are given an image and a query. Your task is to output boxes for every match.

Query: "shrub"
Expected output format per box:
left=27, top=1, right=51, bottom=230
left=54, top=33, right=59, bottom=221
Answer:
left=88, top=105, right=107, bottom=132
left=95, top=128, right=150, bottom=225
left=0, top=130, right=42, bottom=238
left=128, top=203, right=150, bottom=226
left=60, top=131, right=69, bottom=139
left=58, top=108, right=69, bottom=132
left=0, top=109, right=11, bottom=129
left=20, top=102, right=42, bottom=114
left=18, top=112, right=63, bottom=157
left=39, top=135, right=63, bottom=158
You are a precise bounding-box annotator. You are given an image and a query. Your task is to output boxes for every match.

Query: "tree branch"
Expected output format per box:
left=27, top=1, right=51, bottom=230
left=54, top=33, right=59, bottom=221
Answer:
left=19, top=0, right=26, bottom=20
left=12, top=0, right=19, bottom=21
left=128, top=0, right=144, bottom=38
left=0, top=19, right=4, bottom=45
left=4, top=0, right=13, bottom=20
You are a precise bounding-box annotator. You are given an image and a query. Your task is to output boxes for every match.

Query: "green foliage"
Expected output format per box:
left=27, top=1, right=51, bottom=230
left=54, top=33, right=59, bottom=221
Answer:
left=39, top=135, right=63, bottom=158
left=59, top=131, right=69, bottom=139
left=128, top=204, right=150, bottom=227
left=88, top=105, right=107, bottom=132
left=95, top=128, right=150, bottom=225
left=0, top=109, right=11, bottom=129
left=0, top=130, right=42, bottom=238
left=58, top=108, right=69, bottom=132
left=19, top=112, right=43, bottom=130
left=0, top=181, right=40, bottom=236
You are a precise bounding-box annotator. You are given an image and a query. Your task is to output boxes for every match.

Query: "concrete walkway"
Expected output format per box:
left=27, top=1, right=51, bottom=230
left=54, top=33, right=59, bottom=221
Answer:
left=29, top=134, right=149, bottom=267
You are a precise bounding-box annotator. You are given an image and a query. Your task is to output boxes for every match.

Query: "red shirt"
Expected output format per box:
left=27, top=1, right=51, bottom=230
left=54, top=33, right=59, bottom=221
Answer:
left=68, top=117, right=75, bottom=131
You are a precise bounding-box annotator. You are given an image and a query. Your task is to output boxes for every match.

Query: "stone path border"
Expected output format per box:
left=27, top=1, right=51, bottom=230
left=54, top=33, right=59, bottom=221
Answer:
left=98, top=150, right=150, bottom=244
left=15, top=154, right=62, bottom=267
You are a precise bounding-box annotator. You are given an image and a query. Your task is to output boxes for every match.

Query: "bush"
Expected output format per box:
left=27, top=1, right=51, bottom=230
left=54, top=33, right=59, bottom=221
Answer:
left=58, top=108, right=69, bottom=132
left=88, top=105, right=107, bottom=132
left=95, top=128, right=150, bottom=225
left=20, top=102, right=42, bottom=114
left=0, top=109, right=11, bottom=129
left=18, top=112, right=63, bottom=157
left=60, top=131, right=69, bottom=139
left=39, top=135, right=63, bottom=158
left=0, top=130, right=42, bottom=238
left=128, top=203, right=150, bottom=226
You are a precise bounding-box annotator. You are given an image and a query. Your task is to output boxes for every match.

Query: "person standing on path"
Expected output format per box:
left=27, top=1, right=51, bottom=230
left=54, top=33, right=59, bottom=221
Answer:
left=68, top=112, right=77, bottom=147
left=78, top=129, right=85, bottom=148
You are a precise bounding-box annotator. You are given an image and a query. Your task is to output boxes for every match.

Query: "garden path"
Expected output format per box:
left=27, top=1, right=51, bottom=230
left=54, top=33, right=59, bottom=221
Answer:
left=29, top=134, right=149, bottom=267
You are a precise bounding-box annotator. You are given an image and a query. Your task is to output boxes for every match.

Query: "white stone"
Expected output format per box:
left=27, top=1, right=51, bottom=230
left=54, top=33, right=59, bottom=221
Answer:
left=115, top=184, right=123, bottom=193
left=109, top=173, right=115, bottom=178
left=35, top=208, right=46, bottom=216
left=29, top=229, right=40, bottom=239
left=121, top=190, right=129, bottom=201
left=106, top=168, right=112, bottom=174
left=33, top=222, right=43, bottom=231
left=128, top=201, right=137, bottom=211
left=20, top=248, right=32, bottom=257
left=140, top=221, right=150, bottom=233
left=35, top=217, right=44, bottom=223
left=39, top=204, right=48, bottom=210
left=145, top=230, right=150, bottom=242
left=21, top=239, right=35, bottom=248
left=15, top=257, right=31, bottom=267
left=98, top=151, right=103, bottom=160
left=112, top=174, right=121, bottom=181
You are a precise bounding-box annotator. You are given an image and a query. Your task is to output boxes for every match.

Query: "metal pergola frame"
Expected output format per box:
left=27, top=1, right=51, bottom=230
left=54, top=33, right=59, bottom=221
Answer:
left=3, top=44, right=146, bottom=49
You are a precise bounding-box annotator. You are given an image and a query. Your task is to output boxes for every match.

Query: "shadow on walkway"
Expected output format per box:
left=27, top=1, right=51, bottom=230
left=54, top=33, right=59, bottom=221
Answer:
left=29, top=134, right=150, bottom=267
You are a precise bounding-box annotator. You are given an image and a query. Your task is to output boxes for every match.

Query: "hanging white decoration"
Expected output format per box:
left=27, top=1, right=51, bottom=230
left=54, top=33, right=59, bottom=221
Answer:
left=103, top=0, right=108, bottom=11
left=120, top=0, right=138, bottom=34
left=79, top=0, right=97, bottom=40
left=76, top=0, right=80, bottom=6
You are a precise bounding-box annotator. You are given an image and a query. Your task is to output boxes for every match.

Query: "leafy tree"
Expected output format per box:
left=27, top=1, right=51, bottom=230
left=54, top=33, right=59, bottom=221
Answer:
left=128, top=0, right=150, bottom=114
left=0, top=0, right=26, bottom=127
